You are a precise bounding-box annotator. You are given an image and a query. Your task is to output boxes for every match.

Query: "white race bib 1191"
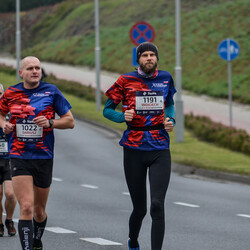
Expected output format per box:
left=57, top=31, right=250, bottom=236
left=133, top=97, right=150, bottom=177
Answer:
left=136, top=91, right=164, bottom=115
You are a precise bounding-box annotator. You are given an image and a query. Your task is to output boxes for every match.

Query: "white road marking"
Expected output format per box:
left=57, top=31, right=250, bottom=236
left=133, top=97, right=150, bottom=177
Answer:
left=53, top=177, right=63, bottom=182
left=46, top=227, right=76, bottom=233
left=237, top=214, right=250, bottom=219
left=81, top=184, right=99, bottom=189
left=174, top=202, right=200, bottom=208
left=122, top=192, right=130, bottom=196
left=80, top=238, right=122, bottom=246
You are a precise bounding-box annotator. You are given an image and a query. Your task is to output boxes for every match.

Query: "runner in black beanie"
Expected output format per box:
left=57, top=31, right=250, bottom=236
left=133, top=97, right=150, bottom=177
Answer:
left=136, top=42, right=159, bottom=62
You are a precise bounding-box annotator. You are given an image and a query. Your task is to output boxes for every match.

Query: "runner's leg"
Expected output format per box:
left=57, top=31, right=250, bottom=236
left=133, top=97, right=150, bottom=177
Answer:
left=12, top=175, right=34, bottom=249
left=149, top=149, right=171, bottom=250
left=4, top=180, right=17, bottom=220
left=124, top=148, right=147, bottom=247
left=33, top=186, right=50, bottom=241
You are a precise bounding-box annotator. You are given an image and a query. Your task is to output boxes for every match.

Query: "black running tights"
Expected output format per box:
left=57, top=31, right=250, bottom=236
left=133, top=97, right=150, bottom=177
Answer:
left=123, top=148, right=171, bottom=250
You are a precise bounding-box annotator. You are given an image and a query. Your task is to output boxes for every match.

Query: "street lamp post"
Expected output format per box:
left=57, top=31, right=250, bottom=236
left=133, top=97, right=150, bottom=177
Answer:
left=175, top=0, right=184, bottom=142
left=16, top=0, right=21, bottom=82
left=95, top=0, right=101, bottom=111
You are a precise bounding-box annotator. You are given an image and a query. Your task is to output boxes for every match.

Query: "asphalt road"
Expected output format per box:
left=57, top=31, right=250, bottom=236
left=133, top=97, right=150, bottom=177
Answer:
left=0, top=56, right=249, bottom=134
left=1, top=119, right=250, bottom=250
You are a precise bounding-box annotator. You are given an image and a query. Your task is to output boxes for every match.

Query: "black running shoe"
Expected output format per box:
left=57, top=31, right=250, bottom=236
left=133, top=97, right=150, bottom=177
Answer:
left=0, top=223, right=4, bottom=237
left=33, top=239, right=43, bottom=250
left=5, top=220, right=16, bottom=236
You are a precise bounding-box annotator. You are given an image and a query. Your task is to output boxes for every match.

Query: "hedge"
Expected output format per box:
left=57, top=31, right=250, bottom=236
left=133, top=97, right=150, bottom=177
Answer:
left=185, top=113, right=250, bottom=156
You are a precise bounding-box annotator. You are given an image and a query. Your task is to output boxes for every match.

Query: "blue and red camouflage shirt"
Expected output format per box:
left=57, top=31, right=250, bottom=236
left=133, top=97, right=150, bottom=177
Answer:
left=0, top=81, right=72, bottom=159
left=105, top=69, right=176, bottom=151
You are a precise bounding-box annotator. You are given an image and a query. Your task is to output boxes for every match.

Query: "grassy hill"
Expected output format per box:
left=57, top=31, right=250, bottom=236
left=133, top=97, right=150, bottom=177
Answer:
left=0, top=0, right=249, bottom=103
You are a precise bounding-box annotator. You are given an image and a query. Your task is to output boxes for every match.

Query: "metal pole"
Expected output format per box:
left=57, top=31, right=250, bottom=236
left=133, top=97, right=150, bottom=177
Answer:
left=95, top=0, right=101, bottom=111
left=226, top=38, right=232, bottom=127
left=175, top=0, right=184, bottom=142
left=16, top=0, right=21, bottom=82
left=227, top=61, right=232, bottom=127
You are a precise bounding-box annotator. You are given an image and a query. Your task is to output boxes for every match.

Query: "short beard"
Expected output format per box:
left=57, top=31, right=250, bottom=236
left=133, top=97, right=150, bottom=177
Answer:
left=140, top=61, right=157, bottom=75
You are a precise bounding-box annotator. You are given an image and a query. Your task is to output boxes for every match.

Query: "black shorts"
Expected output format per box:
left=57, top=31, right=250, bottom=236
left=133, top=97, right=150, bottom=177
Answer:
left=0, top=159, right=11, bottom=185
left=10, top=158, right=54, bottom=188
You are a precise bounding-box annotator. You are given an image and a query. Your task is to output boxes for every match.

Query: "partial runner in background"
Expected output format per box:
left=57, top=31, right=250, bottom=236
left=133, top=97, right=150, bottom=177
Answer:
left=0, top=83, right=17, bottom=237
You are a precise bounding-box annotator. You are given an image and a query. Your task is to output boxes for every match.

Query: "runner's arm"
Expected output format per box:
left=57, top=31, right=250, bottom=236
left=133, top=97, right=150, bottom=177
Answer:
left=103, top=98, right=126, bottom=123
left=165, top=101, right=175, bottom=126
left=33, top=110, right=74, bottom=129
left=0, top=112, right=15, bottom=134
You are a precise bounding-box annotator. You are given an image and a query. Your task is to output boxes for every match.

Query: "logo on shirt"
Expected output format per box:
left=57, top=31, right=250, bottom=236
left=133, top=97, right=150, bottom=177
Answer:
left=152, top=81, right=168, bottom=88
left=33, top=92, right=50, bottom=97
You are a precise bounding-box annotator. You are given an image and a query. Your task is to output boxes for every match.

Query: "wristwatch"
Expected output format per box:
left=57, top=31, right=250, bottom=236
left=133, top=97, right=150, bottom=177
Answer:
left=48, top=119, right=54, bottom=128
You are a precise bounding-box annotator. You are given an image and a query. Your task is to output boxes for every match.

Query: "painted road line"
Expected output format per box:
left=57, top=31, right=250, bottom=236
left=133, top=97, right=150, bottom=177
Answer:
left=174, top=202, right=200, bottom=208
left=80, top=238, right=122, bottom=246
left=46, top=227, right=76, bottom=233
left=53, top=177, right=63, bottom=182
left=81, top=184, right=99, bottom=189
left=237, top=214, right=250, bottom=219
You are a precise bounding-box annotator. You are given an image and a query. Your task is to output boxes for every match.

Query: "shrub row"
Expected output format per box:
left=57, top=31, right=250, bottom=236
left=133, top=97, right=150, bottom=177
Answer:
left=44, top=74, right=107, bottom=104
left=185, top=113, right=250, bottom=156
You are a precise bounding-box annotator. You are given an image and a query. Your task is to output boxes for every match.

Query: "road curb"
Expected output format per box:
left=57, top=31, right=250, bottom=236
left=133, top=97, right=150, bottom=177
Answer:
left=172, top=163, right=250, bottom=185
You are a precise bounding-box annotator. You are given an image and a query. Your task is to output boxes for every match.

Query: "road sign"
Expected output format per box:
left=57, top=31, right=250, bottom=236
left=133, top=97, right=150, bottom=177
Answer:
left=132, top=47, right=139, bottom=66
left=130, top=21, right=155, bottom=46
left=218, top=38, right=240, bottom=127
left=218, top=39, right=240, bottom=61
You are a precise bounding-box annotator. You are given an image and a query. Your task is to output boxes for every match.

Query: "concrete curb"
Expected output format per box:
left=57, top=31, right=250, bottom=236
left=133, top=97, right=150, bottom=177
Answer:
left=75, top=115, right=250, bottom=186
left=172, top=163, right=250, bottom=186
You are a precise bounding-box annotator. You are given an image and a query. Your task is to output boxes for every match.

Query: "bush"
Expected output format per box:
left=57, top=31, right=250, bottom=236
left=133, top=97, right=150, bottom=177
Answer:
left=185, top=113, right=250, bottom=156
left=44, top=74, right=107, bottom=104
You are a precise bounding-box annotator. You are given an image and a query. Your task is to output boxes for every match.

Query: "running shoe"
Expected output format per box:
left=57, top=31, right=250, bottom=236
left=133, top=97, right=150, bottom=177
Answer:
left=128, top=239, right=140, bottom=250
left=5, top=220, right=16, bottom=236
left=33, top=239, right=43, bottom=250
left=0, top=223, right=4, bottom=237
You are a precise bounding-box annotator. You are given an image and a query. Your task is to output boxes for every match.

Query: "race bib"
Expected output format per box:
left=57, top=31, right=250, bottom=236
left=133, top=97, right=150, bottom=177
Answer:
left=16, top=119, right=43, bottom=143
left=135, top=91, right=164, bottom=115
left=0, top=138, right=8, bottom=156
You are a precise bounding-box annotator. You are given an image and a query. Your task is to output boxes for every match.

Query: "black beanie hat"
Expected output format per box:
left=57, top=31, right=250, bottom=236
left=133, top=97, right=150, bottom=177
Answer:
left=136, top=42, right=159, bottom=62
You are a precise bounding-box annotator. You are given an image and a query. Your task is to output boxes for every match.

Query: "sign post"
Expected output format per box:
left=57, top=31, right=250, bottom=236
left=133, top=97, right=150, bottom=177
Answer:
left=218, top=38, right=240, bottom=127
left=16, top=0, right=21, bottom=82
left=130, top=21, right=155, bottom=66
left=175, top=0, right=184, bottom=142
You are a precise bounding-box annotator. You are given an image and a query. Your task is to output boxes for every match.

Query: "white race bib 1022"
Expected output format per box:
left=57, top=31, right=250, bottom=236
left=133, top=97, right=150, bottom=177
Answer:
left=16, top=119, right=43, bottom=143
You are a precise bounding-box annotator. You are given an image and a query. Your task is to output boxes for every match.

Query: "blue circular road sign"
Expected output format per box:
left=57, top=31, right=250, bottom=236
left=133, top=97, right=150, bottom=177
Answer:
left=130, top=21, right=155, bottom=46
left=218, top=39, right=240, bottom=61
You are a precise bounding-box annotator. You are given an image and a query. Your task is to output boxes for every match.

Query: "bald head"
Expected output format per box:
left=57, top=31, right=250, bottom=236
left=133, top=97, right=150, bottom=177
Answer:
left=20, top=56, right=41, bottom=70
left=19, top=56, right=42, bottom=89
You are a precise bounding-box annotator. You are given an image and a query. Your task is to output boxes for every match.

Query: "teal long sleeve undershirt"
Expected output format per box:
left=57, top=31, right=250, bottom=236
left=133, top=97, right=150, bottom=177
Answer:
left=103, top=98, right=126, bottom=123
left=103, top=98, right=175, bottom=126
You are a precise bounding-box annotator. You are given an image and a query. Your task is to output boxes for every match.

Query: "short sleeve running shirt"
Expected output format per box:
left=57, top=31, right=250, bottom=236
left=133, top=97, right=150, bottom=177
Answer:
left=105, top=69, right=176, bottom=151
left=0, top=81, right=72, bottom=159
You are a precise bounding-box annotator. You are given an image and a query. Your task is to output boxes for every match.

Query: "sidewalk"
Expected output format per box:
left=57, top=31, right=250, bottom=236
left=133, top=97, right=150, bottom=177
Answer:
left=0, top=56, right=249, bottom=134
